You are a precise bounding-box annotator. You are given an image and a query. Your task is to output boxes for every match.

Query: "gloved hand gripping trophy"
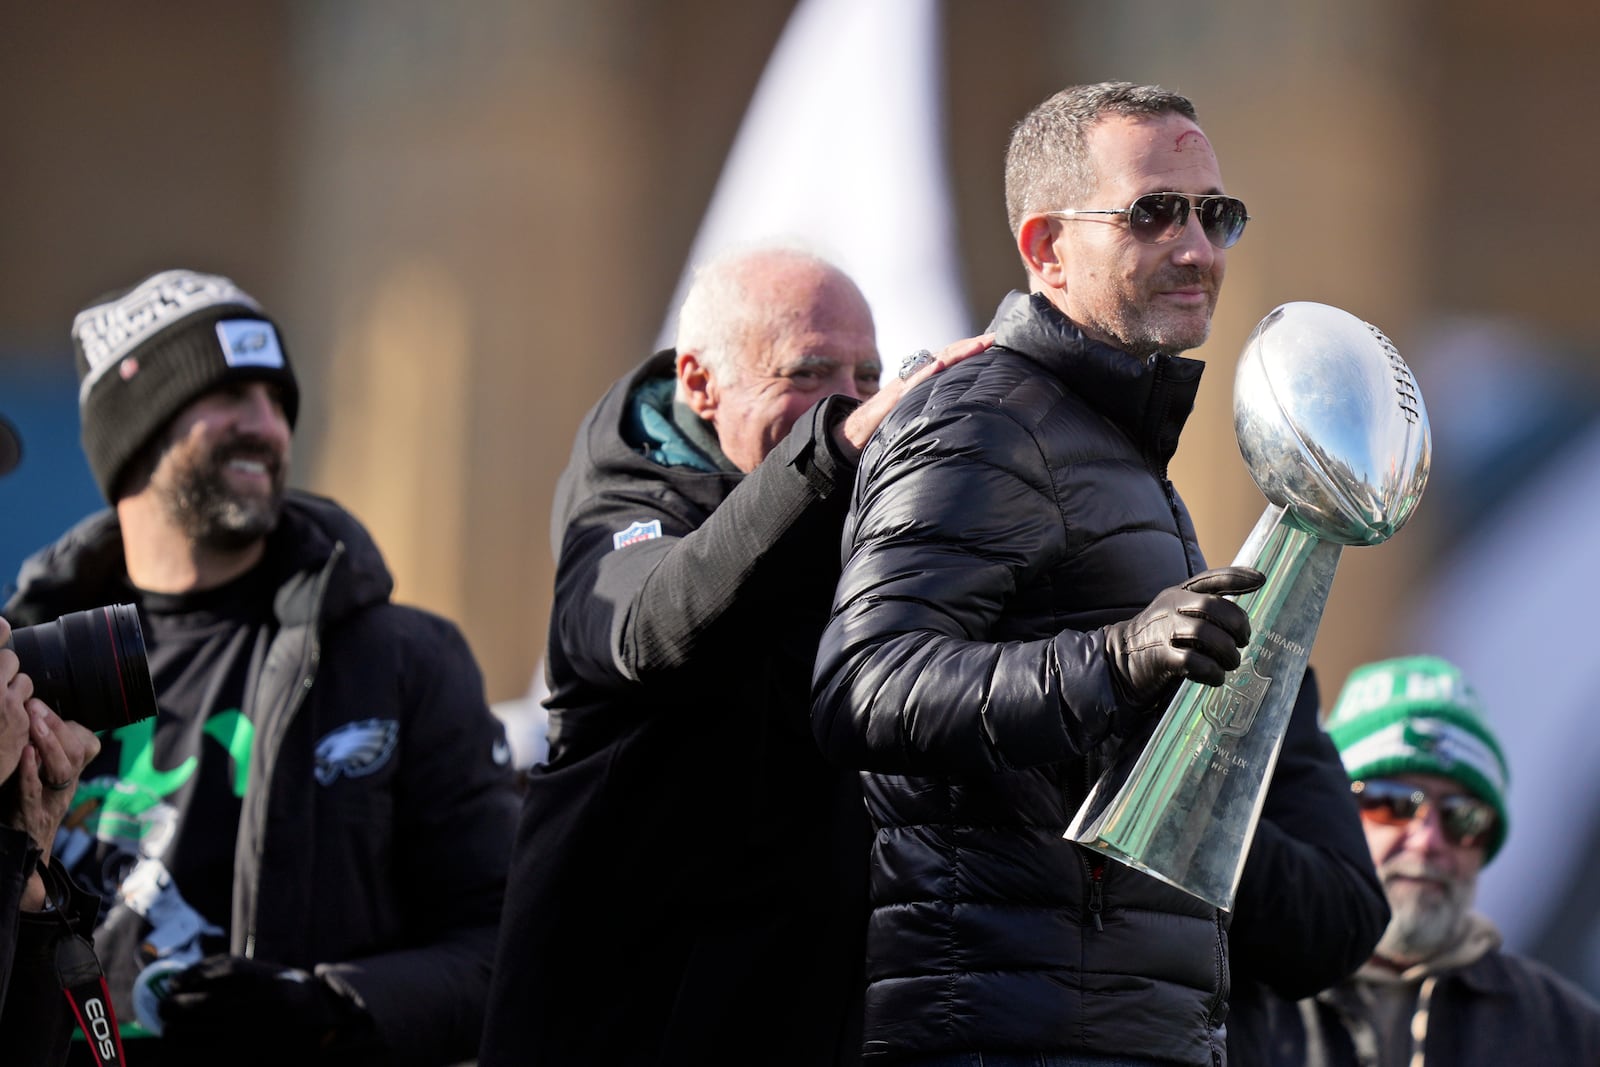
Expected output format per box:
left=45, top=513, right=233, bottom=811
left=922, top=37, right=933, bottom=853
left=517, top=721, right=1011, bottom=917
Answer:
left=1104, top=567, right=1266, bottom=710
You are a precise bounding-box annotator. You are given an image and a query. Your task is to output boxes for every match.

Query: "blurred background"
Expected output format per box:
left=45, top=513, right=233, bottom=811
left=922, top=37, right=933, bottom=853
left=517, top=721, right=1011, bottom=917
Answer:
left=5, top=0, right=1599, bottom=997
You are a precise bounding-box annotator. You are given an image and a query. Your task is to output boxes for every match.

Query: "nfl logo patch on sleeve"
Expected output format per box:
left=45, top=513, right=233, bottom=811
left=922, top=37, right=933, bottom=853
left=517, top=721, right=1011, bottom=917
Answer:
left=613, top=519, right=662, bottom=550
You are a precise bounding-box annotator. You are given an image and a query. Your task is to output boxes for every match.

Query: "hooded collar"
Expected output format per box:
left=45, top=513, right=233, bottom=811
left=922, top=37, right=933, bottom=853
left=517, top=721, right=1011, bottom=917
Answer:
left=623, top=357, right=738, bottom=473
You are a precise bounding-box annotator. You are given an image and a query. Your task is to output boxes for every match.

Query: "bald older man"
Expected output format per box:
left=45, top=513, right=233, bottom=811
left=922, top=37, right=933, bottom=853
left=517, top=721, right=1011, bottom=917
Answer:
left=480, top=247, right=987, bottom=1066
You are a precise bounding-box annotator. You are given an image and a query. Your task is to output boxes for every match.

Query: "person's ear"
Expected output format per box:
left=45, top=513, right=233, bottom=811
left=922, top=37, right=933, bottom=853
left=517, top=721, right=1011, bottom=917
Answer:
left=677, top=352, right=718, bottom=420
left=1017, top=214, right=1066, bottom=290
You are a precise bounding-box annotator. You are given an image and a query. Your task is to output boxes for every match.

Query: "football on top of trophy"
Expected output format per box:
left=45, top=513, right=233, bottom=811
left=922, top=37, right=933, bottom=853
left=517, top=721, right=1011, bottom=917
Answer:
left=1232, top=301, right=1431, bottom=547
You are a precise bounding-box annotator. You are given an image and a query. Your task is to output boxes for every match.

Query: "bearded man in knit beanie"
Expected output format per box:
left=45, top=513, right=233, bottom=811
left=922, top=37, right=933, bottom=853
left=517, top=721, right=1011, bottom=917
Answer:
left=5, top=269, right=517, bottom=1066
left=1253, top=654, right=1600, bottom=1066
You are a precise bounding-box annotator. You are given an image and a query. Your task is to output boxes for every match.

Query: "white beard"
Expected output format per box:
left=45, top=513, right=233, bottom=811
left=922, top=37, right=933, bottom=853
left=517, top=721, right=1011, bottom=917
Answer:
left=1375, top=860, right=1476, bottom=965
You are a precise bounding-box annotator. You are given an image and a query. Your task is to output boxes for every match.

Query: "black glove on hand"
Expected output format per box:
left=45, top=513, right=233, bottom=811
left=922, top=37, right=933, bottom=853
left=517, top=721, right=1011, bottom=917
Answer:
left=159, top=954, right=374, bottom=1060
left=1104, top=566, right=1264, bottom=709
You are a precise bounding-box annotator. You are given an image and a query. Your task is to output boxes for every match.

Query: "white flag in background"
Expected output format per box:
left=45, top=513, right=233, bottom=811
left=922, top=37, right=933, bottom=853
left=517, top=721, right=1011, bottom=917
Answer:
left=659, top=0, right=971, bottom=365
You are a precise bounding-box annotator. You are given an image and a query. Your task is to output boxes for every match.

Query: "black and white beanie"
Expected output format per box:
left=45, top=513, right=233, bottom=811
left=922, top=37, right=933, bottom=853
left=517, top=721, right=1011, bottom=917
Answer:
left=72, top=269, right=300, bottom=502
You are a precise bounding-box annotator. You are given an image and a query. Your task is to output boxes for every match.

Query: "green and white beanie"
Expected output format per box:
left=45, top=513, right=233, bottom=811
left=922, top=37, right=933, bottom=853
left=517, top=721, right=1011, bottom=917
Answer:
left=1326, top=655, right=1510, bottom=862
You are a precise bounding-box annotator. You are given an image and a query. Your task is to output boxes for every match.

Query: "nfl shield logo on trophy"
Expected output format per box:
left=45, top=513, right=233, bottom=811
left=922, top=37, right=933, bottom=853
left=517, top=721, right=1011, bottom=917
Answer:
left=1204, top=660, right=1272, bottom=737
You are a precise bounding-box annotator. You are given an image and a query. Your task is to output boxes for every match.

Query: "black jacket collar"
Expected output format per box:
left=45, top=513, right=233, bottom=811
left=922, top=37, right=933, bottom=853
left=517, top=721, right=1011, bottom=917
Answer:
left=985, top=290, right=1206, bottom=473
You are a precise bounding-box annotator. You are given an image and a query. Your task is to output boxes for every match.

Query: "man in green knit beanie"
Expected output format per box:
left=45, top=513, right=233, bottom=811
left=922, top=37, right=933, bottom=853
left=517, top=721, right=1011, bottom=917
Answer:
left=1258, top=654, right=1600, bottom=1065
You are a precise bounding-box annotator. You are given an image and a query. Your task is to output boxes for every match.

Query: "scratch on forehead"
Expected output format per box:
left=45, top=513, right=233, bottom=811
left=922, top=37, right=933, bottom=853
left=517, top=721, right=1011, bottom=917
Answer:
left=1175, top=129, right=1211, bottom=151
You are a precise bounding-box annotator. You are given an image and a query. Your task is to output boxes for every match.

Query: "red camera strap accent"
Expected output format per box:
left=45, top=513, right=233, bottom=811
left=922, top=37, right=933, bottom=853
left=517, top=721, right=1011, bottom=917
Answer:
left=57, top=932, right=128, bottom=1066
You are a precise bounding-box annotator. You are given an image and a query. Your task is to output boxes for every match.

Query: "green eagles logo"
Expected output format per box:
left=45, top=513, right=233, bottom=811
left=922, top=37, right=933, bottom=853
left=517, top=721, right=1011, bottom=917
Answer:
left=1402, top=719, right=1456, bottom=769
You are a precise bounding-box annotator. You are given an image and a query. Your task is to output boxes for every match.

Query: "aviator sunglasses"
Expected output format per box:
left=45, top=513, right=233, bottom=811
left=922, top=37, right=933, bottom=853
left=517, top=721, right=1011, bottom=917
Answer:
left=1047, top=192, right=1250, bottom=249
left=1350, top=778, right=1498, bottom=849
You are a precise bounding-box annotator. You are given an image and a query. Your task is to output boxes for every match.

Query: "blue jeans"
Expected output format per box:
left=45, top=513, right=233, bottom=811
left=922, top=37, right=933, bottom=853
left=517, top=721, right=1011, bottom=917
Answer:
left=896, top=1055, right=1174, bottom=1067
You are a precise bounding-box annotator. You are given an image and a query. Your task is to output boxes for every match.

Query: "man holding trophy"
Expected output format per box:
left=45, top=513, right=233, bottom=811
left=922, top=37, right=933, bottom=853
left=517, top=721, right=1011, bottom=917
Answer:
left=811, top=81, right=1391, bottom=1065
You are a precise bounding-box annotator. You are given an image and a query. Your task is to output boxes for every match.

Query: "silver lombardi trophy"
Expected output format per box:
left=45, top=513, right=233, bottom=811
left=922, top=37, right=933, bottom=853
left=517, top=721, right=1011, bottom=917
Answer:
left=1065, top=301, right=1432, bottom=910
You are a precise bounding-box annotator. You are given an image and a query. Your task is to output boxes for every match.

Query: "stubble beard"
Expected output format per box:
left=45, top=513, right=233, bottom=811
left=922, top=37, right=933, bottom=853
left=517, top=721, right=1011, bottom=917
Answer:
left=1099, top=266, right=1217, bottom=358
left=164, top=440, right=286, bottom=550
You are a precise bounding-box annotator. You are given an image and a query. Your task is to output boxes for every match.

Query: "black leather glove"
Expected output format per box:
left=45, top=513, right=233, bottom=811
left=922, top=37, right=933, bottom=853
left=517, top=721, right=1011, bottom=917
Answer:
left=1104, top=566, right=1264, bottom=709
left=159, top=954, right=375, bottom=1060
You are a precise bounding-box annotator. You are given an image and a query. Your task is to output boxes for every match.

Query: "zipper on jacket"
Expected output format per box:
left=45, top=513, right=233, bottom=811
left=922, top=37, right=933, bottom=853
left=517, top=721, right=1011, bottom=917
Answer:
left=1071, top=754, right=1105, bottom=932
left=1162, top=478, right=1185, bottom=538
left=1203, top=910, right=1228, bottom=1029
left=245, top=650, right=318, bottom=959
left=1146, top=359, right=1174, bottom=479
left=1087, top=862, right=1105, bottom=931
left=240, top=541, right=341, bottom=958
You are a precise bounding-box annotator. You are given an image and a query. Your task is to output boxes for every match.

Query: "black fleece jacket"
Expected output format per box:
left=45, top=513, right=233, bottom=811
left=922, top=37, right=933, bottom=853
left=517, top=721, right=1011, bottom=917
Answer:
left=480, top=352, right=873, bottom=1067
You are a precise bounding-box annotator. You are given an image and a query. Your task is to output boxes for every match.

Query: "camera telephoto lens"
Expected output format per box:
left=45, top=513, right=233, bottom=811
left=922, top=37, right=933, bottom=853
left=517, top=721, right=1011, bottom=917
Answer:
left=5, top=604, right=159, bottom=733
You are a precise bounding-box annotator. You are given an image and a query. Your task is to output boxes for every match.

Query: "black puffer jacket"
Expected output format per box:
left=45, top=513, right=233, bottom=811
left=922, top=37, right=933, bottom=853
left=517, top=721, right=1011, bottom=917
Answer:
left=813, top=291, right=1384, bottom=1064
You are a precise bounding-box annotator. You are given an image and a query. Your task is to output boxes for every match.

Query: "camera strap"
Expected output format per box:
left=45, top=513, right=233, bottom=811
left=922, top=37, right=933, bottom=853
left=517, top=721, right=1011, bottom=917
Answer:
left=56, top=928, right=128, bottom=1066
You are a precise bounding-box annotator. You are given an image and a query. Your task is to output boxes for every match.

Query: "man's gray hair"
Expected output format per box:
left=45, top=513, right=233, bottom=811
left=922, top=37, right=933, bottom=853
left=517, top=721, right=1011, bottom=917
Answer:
left=1004, top=81, right=1199, bottom=237
left=673, top=244, right=833, bottom=391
